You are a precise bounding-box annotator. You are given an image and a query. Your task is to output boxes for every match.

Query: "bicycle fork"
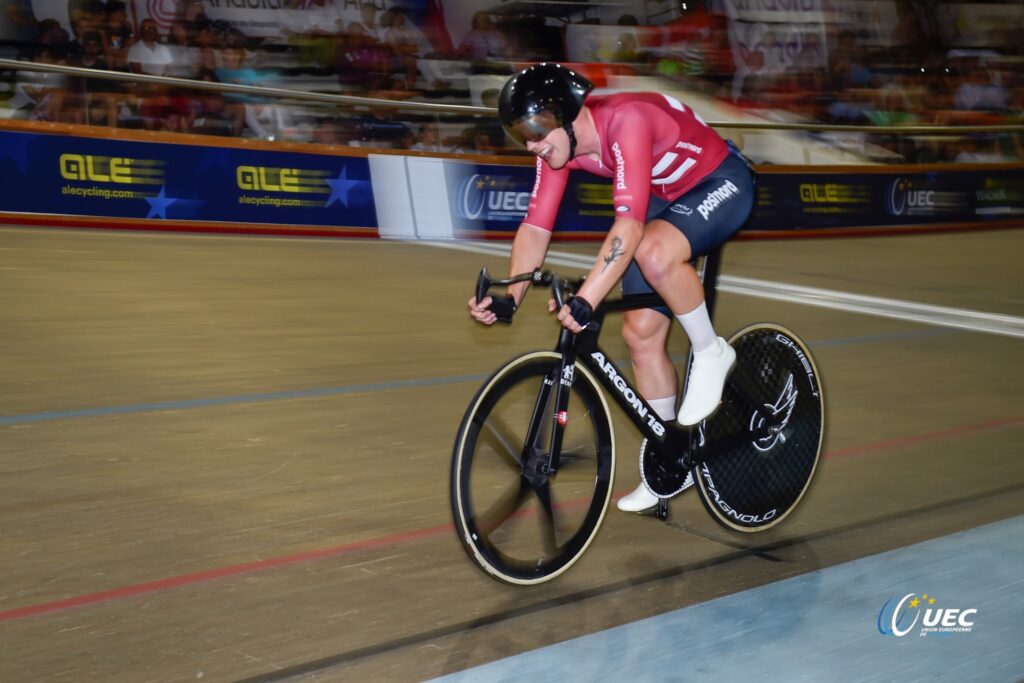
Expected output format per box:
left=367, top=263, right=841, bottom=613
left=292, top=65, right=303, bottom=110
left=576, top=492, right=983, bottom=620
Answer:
left=521, top=346, right=577, bottom=488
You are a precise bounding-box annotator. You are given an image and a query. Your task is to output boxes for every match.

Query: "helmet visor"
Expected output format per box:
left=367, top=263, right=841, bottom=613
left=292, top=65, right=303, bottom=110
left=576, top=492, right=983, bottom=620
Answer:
left=504, top=110, right=562, bottom=148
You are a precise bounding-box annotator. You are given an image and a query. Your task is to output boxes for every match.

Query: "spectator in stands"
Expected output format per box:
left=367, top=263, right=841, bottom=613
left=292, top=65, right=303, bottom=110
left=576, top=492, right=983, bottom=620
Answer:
left=243, top=101, right=296, bottom=140
left=69, top=30, right=118, bottom=127
left=828, top=29, right=873, bottom=92
left=381, top=7, right=419, bottom=90
left=349, top=1, right=382, bottom=41
left=168, top=0, right=212, bottom=77
left=410, top=121, right=453, bottom=152
left=83, top=89, right=116, bottom=125
left=127, top=19, right=181, bottom=133
left=0, top=0, right=37, bottom=59
left=64, top=1, right=105, bottom=62
left=953, top=55, right=1010, bottom=113
left=103, top=1, right=132, bottom=71
left=611, top=31, right=640, bottom=63
left=954, top=134, right=1004, bottom=163
left=889, top=0, right=930, bottom=62
left=70, top=29, right=107, bottom=69
left=190, top=92, right=233, bottom=136
left=9, top=45, right=67, bottom=120
left=457, top=11, right=507, bottom=63
left=281, top=0, right=342, bottom=72
left=214, top=42, right=262, bottom=135
left=336, top=20, right=393, bottom=93
left=457, top=88, right=506, bottom=154
left=128, top=19, right=173, bottom=76
left=757, top=30, right=786, bottom=75
left=35, top=18, right=71, bottom=59
left=64, top=16, right=89, bottom=62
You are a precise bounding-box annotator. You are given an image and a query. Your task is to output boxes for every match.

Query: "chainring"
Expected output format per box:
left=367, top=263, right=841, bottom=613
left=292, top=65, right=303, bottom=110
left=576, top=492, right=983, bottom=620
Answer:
left=639, top=438, right=693, bottom=498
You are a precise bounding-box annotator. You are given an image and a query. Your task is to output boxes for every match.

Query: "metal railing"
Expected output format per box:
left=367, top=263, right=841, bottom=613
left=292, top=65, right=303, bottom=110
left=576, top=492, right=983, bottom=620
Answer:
left=3, top=58, right=1023, bottom=156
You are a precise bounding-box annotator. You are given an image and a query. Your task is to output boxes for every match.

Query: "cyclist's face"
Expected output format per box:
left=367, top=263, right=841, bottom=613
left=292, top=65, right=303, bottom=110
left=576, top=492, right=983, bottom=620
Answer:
left=526, top=127, right=570, bottom=169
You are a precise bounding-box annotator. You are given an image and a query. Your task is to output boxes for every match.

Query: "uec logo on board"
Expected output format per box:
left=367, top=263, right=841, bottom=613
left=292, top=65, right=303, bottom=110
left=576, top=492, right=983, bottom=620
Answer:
left=887, top=178, right=936, bottom=216
left=877, top=593, right=978, bottom=637
left=458, top=174, right=530, bottom=221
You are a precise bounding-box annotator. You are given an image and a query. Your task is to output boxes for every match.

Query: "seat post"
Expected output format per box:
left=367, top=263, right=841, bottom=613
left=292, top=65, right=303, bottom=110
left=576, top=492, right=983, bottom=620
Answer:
left=699, top=246, right=723, bottom=323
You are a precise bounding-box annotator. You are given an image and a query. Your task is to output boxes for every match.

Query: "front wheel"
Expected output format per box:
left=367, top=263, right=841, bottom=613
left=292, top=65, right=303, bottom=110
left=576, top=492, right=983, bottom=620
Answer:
left=693, top=324, right=825, bottom=532
left=450, top=351, right=615, bottom=585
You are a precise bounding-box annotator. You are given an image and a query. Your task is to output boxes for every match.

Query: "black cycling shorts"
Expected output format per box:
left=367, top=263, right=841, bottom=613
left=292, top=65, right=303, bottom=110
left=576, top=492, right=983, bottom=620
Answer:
left=622, top=147, right=756, bottom=318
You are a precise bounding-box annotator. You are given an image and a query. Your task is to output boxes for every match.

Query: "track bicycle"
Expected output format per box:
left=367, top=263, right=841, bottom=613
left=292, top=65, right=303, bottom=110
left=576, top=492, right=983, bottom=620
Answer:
left=450, top=252, right=824, bottom=585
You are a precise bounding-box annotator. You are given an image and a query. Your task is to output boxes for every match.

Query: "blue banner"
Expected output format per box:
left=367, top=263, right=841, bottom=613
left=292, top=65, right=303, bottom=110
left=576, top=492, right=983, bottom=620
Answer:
left=441, top=159, right=1024, bottom=236
left=0, top=130, right=376, bottom=228
left=1, top=126, right=1021, bottom=238
left=749, top=170, right=1024, bottom=231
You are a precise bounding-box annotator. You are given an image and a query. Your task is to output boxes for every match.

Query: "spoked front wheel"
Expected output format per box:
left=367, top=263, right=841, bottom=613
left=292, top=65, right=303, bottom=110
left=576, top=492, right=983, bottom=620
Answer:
left=693, top=324, right=824, bottom=532
left=450, top=352, right=615, bottom=585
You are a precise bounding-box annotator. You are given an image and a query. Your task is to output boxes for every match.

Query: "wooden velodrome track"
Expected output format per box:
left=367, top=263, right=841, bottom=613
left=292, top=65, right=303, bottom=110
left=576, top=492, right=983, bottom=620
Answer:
left=1, top=224, right=1022, bottom=681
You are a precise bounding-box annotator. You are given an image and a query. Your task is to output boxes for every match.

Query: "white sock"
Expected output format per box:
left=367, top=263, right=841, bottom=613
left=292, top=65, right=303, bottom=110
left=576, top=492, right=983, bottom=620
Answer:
left=675, top=301, right=717, bottom=354
left=648, top=396, right=676, bottom=421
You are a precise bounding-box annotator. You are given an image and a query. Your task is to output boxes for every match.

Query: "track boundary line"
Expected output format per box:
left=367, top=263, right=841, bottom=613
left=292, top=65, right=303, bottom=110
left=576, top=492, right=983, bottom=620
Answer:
left=1, top=414, right=1021, bottom=624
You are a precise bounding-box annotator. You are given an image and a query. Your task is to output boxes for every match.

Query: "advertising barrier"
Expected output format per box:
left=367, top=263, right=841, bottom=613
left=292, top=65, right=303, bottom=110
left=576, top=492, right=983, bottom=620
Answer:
left=0, top=126, right=377, bottom=236
left=1, top=124, right=1022, bottom=240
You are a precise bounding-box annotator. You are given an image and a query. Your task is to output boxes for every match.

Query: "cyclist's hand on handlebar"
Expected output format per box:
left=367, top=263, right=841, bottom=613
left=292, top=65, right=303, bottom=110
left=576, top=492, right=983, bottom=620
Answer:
left=468, top=295, right=516, bottom=325
left=556, top=296, right=594, bottom=334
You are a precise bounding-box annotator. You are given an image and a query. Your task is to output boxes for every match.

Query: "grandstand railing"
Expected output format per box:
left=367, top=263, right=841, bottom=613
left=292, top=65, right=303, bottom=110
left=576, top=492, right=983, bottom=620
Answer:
left=3, top=58, right=1022, bottom=163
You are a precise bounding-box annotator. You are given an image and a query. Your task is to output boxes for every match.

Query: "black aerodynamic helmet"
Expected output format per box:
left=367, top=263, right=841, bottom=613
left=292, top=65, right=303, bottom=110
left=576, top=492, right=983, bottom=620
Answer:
left=498, top=62, right=594, bottom=151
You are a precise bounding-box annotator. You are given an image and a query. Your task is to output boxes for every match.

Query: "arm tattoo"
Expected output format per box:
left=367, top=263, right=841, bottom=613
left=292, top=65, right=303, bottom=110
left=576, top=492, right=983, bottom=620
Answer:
left=602, top=237, right=624, bottom=273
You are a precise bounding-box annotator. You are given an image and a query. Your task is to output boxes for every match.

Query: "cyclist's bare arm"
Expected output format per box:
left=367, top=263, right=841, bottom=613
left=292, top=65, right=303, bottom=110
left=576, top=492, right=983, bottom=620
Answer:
left=557, top=216, right=644, bottom=331
left=508, top=223, right=552, bottom=305
left=467, top=222, right=551, bottom=325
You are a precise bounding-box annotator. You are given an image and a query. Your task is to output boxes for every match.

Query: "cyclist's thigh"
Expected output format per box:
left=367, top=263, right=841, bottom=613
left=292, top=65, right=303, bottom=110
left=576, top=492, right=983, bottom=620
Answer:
left=622, top=195, right=673, bottom=318
left=653, top=153, right=755, bottom=257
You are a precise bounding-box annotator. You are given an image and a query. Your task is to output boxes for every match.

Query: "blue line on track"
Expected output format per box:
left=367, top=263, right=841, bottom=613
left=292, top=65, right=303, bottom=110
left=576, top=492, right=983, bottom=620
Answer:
left=0, top=328, right=958, bottom=427
left=428, top=514, right=1024, bottom=683
left=0, top=374, right=487, bottom=426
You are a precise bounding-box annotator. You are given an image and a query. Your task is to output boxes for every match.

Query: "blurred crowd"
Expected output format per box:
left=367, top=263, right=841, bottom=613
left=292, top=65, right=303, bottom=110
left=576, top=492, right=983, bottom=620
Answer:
left=0, top=0, right=1022, bottom=161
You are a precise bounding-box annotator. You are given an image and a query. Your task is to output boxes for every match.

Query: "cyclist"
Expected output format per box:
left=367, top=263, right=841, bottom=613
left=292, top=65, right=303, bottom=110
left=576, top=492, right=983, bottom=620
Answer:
left=468, top=62, right=756, bottom=513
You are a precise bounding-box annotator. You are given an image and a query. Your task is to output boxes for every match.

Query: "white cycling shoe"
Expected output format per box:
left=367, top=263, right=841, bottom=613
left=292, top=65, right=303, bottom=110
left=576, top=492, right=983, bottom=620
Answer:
left=678, top=337, right=736, bottom=426
left=616, top=472, right=694, bottom=513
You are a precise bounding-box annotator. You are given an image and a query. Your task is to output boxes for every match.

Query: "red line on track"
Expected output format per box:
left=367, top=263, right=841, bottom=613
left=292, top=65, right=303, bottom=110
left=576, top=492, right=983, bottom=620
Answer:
left=0, top=523, right=452, bottom=622
left=823, top=414, right=1024, bottom=460
left=2, top=414, right=1022, bottom=623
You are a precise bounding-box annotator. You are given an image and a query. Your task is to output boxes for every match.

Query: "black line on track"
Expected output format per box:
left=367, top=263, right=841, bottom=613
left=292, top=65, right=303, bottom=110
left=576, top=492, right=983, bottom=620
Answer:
left=236, top=480, right=1024, bottom=682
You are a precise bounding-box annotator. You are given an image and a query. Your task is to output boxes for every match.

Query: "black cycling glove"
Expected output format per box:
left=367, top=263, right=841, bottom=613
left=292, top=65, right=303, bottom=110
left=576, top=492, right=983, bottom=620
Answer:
left=566, top=296, right=594, bottom=328
left=487, top=294, right=517, bottom=324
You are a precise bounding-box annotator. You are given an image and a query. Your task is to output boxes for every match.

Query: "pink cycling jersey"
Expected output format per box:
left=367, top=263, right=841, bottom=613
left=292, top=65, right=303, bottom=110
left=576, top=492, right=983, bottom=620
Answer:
left=523, top=92, right=729, bottom=231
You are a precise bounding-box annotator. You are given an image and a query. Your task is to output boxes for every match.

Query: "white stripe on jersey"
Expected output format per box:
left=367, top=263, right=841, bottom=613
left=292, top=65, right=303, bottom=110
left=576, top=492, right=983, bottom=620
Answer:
left=652, top=157, right=697, bottom=185
left=663, top=94, right=686, bottom=112
left=651, top=152, right=678, bottom=177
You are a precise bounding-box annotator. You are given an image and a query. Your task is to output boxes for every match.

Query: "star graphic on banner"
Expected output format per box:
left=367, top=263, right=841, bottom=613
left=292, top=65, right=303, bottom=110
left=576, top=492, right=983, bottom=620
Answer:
left=325, top=167, right=360, bottom=208
left=145, top=186, right=178, bottom=219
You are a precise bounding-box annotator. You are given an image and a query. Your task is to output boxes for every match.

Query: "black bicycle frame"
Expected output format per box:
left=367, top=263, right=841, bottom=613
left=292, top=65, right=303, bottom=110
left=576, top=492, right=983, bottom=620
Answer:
left=538, top=248, right=724, bottom=477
